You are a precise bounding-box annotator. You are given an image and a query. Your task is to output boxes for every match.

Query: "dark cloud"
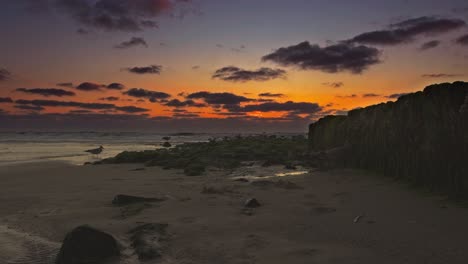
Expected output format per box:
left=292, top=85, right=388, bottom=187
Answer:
left=336, top=94, right=357, bottom=98
left=258, top=93, right=284, bottom=98
left=422, top=73, right=463, bottom=78
left=69, top=110, right=93, bottom=114
left=123, top=88, right=171, bottom=102
left=76, top=82, right=105, bottom=91
left=455, top=34, right=468, bottom=45
left=107, top=83, right=125, bottom=90
left=173, top=113, right=200, bottom=118
left=216, top=44, right=224, bottom=48
left=115, top=106, right=149, bottom=113
left=76, top=28, right=90, bottom=34
left=362, top=93, right=381, bottom=97
left=262, top=41, right=381, bottom=74
left=322, top=82, right=344, bottom=88
left=192, top=65, right=200, bottom=70
left=0, top=68, right=11, bottom=81
left=54, top=0, right=193, bottom=32
left=16, top=88, right=76, bottom=97
left=15, top=98, right=149, bottom=113
left=57, top=82, right=74, bottom=88
left=0, top=97, right=13, bottom=103
left=387, top=93, right=410, bottom=99
left=212, top=66, right=286, bottom=82
left=115, top=37, right=148, bottom=49
left=99, top=96, right=120, bottom=101
left=15, top=99, right=115, bottom=110
left=225, top=101, right=322, bottom=115
left=164, top=99, right=206, bottom=108
left=14, top=105, right=45, bottom=111
left=419, top=40, right=441, bottom=50
left=187, top=92, right=255, bottom=105
left=125, top=65, right=162, bottom=74
left=349, top=16, right=466, bottom=46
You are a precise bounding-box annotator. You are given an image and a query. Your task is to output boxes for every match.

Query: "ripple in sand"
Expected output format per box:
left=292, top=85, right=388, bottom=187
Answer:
left=0, top=225, right=60, bottom=264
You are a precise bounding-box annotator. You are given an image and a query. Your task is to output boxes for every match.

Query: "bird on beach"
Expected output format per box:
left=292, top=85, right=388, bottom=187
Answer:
left=85, top=146, right=104, bottom=158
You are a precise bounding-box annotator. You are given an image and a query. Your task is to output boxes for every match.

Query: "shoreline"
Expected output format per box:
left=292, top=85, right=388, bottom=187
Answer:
left=2, top=161, right=468, bottom=263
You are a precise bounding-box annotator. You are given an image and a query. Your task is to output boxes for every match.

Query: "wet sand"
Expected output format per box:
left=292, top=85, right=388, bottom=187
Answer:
left=1, top=162, right=468, bottom=263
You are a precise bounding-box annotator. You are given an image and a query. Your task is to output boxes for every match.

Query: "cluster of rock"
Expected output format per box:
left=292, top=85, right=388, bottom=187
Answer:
left=309, top=82, right=468, bottom=198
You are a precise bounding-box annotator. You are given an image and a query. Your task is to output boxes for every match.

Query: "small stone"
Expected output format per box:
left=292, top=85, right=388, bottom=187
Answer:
left=244, top=198, right=261, bottom=208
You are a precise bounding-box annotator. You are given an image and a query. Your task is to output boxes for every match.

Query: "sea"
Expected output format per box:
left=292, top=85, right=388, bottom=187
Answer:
left=0, top=131, right=304, bottom=166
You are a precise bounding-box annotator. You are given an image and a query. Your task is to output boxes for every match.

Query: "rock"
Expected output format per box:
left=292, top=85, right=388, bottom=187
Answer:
left=55, top=225, right=119, bottom=264
left=285, top=164, right=297, bottom=170
left=129, top=223, right=168, bottom=261
left=112, top=194, right=166, bottom=206
left=244, top=198, right=261, bottom=208
left=162, top=136, right=171, bottom=141
left=162, top=142, right=171, bottom=148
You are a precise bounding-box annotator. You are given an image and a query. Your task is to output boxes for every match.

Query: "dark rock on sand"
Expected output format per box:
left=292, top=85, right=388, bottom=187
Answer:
left=129, top=223, right=169, bottom=261
left=234, top=178, right=249, bottom=182
left=244, top=198, right=261, bottom=208
left=162, top=142, right=172, bottom=148
left=55, top=225, right=119, bottom=264
left=112, top=194, right=166, bottom=206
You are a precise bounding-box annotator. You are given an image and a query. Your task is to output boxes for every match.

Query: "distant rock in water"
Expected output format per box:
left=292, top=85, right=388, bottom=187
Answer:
left=308, top=81, right=468, bottom=198
left=112, top=194, right=166, bottom=206
left=55, top=225, right=119, bottom=264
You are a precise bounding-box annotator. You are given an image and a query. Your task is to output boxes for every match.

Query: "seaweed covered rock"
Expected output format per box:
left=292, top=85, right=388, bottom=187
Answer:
left=55, top=225, right=119, bottom=264
left=308, top=81, right=468, bottom=198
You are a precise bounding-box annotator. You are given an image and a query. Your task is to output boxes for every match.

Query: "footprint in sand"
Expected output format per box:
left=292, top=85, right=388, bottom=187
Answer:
left=0, top=225, right=60, bottom=264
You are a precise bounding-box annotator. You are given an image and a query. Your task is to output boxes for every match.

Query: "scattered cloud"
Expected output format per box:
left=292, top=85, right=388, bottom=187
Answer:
left=76, top=28, right=90, bottom=35
left=123, top=88, right=171, bottom=102
left=76, top=82, right=106, bottom=91
left=419, top=40, right=441, bottom=51
left=14, top=105, right=45, bottom=111
left=362, top=93, right=381, bottom=97
left=99, top=96, right=120, bottom=101
left=125, top=65, right=162, bottom=74
left=455, top=34, right=468, bottom=45
left=349, top=16, right=466, bottom=46
left=258, top=93, right=284, bottom=98
left=164, top=99, right=206, bottom=108
left=16, top=88, right=76, bottom=97
left=0, top=68, right=11, bottom=81
left=322, top=82, right=344, bottom=88
left=115, top=37, right=148, bottom=49
left=336, top=94, right=357, bottom=98
left=262, top=41, right=381, bottom=74
left=57, top=82, right=74, bottom=88
left=192, top=65, right=200, bottom=70
left=212, top=66, right=286, bottom=82
left=107, top=83, right=125, bottom=90
left=15, top=99, right=149, bottom=113
left=0, top=97, right=13, bottom=103
left=225, top=101, right=322, bottom=115
left=387, top=93, right=410, bottom=99
left=422, top=73, right=463, bottom=78
left=115, top=106, right=149, bottom=113
left=186, top=92, right=255, bottom=105
left=53, top=0, right=194, bottom=32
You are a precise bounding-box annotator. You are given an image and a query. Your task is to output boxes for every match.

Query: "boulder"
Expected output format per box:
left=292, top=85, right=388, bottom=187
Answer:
left=55, top=225, right=119, bottom=264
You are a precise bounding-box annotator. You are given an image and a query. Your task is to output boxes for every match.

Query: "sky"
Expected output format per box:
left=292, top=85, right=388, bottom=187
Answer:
left=0, top=0, right=467, bottom=132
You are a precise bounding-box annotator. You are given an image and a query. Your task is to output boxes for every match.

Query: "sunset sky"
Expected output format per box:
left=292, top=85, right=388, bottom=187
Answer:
left=1, top=0, right=468, bottom=132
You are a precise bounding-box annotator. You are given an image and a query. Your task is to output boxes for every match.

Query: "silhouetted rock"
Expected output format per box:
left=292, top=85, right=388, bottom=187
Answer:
left=244, top=198, right=261, bottom=208
left=55, top=225, right=119, bottom=264
left=162, top=142, right=171, bottom=148
left=308, top=81, right=468, bottom=198
left=129, top=223, right=168, bottom=261
left=112, top=194, right=165, bottom=206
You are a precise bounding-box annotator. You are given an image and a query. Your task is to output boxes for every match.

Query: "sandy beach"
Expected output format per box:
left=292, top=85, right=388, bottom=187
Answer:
left=1, top=162, right=468, bottom=264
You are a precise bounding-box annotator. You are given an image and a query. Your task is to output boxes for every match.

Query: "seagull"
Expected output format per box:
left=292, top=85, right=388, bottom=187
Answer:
left=85, top=146, right=104, bottom=158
